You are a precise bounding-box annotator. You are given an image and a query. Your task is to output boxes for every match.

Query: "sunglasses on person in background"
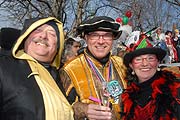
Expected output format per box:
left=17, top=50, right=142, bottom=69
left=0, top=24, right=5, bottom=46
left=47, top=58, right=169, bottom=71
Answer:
left=132, top=55, right=158, bottom=64
left=87, top=33, right=114, bottom=41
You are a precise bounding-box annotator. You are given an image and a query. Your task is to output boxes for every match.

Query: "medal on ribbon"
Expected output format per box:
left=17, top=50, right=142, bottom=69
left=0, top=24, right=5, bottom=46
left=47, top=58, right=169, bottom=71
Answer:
left=107, top=80, right=123, bottom=98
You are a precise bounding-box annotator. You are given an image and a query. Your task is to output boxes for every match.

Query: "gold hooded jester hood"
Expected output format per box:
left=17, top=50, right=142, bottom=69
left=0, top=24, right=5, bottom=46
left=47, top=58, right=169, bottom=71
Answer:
left=12, top=17, right=64, bottom=69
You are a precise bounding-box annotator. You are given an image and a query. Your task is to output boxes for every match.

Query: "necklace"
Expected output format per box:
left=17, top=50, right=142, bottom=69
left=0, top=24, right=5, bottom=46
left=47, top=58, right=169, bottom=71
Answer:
left=85, top=55, right=123, bottom=104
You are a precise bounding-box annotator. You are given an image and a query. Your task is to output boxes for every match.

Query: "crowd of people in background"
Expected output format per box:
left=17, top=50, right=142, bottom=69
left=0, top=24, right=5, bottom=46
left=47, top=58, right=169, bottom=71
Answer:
left=112, top=26, right=180, bottom=64
left=1, top=24, right=180, bottom=65
left=60, top=26, right=180, bottom=66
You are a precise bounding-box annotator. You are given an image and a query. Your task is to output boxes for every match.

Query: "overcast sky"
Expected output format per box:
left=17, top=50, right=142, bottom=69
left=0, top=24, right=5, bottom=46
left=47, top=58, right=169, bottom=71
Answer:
left=0, top=7, right=11, bottom=28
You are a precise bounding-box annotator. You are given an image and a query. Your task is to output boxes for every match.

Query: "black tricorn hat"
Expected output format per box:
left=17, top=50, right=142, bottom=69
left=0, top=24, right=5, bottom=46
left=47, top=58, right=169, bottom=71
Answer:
left=76, top=16, right=122, bottom=40
left=123, top=47, right=166, bottom=67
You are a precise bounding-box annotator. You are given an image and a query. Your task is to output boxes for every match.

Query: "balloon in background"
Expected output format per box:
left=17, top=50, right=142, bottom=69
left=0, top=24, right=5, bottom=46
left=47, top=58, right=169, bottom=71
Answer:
left=122, top=16, right=129, bottom=25
left=116, top=17, right=122, bottom=23
left=125, top=10, right=132, bottom=18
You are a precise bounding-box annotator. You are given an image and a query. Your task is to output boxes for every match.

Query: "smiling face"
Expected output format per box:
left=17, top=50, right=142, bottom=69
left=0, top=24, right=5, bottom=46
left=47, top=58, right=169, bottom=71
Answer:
left=129, top=54, right=159, bottom=83
left=85, top=31, right=114, bottom=59
left=24, top=24, right=58, bottom=63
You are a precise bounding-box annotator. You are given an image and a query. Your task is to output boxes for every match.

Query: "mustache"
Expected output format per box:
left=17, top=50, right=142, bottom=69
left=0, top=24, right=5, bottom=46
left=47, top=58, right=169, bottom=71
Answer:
left=32, top=38, right=49, bottom=47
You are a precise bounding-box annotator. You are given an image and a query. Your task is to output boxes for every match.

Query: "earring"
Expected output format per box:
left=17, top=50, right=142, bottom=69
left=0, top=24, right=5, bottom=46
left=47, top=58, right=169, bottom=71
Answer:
left=131, top=71, right=135, bottom=75
left=157, top=67, right=161, bottom=71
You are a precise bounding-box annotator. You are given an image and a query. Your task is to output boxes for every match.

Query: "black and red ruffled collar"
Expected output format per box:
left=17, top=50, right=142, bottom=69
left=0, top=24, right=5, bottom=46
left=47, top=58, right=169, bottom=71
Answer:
left=121, top=70, right=180, bottom=120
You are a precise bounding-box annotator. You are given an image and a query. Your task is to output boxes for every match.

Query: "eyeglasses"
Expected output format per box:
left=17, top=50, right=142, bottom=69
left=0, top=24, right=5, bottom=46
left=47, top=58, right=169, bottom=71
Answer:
left=132, top=55, right=157, bottom=64
left=87, top=33, right=114, bottom=41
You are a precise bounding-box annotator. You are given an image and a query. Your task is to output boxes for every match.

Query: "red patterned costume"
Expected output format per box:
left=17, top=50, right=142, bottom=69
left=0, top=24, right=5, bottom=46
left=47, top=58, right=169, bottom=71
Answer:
left=121, top=70, right=180, bottom=120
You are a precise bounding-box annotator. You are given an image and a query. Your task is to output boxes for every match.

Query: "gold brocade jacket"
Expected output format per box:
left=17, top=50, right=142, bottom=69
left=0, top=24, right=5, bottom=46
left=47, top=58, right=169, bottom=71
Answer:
left=60, top=50, right=127, bottom=120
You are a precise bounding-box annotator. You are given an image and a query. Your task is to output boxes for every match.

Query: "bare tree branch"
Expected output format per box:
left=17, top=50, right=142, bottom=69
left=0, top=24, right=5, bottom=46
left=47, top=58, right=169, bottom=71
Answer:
left=0, top=0, right=6, bottom=6
left=166, top=0, right=180, bottom=6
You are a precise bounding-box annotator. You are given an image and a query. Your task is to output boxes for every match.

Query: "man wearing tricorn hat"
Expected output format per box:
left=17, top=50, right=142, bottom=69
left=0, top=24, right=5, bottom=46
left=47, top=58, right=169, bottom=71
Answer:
left=0, top=17, right=74, bottom=120
left=60, top=16, right=127, bottom=120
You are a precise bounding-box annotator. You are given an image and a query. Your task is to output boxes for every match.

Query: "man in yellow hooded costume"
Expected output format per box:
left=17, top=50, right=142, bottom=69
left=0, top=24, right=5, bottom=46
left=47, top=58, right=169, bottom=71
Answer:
left=60, top=16, right=127, bottom=120
left=0, top=17, right=73, bottom=120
